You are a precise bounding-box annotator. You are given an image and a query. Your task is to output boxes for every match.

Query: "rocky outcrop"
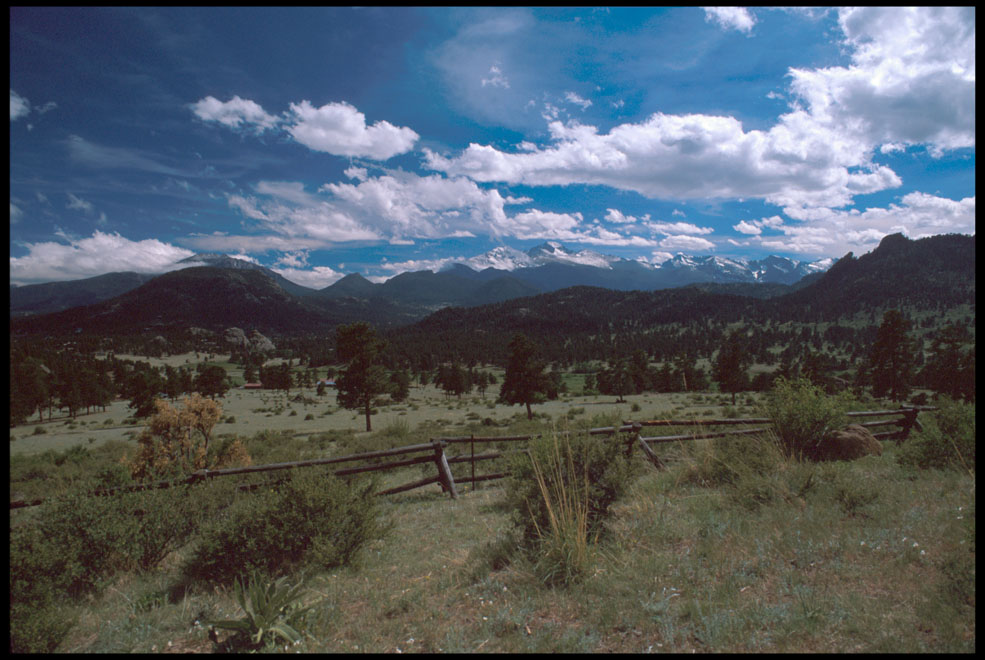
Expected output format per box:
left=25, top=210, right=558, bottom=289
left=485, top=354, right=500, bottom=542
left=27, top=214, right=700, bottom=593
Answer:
left=248, top=330, right=275, bottom=354
left=224, top=327, right=249, bottom=348
left=224, top=327, right=275, bottom=355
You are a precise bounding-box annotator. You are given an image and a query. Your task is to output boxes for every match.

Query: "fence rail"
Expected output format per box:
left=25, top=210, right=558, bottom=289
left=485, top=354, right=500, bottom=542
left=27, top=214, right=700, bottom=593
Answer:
left=10, top=407, right=936, bottom=509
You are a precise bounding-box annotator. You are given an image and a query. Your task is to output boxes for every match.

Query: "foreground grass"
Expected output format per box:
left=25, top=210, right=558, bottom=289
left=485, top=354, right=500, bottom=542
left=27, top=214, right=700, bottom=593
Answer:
left=45, top=434, right=973, bottom=653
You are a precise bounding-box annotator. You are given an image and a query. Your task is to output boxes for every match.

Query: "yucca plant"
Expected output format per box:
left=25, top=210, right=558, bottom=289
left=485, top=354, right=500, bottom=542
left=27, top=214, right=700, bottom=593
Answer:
left=206, top=571, right=318, bottom=650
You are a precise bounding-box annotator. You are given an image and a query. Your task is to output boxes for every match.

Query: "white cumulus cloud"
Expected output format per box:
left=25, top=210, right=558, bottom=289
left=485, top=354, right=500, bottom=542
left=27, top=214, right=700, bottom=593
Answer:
left=286, top=100, right=419, bottom=160
left=10, top=231, right=195, bottom=285
left=702, top=7, right=756, bottom=34
left=192, top=96, right=419, bottom=161
left=659, top=235, right=716, bottom=252
left=191, top=95, right=280, bottom=132
left=10, top=89, right=30, bottom=121
left=753, top=193, right=975, bottom=256
left=271, top=265, right=344, bottom=289
left=733, top=220, right=762, bottom=235
left=787, top=7, right=975, bottom=155
left=425, top=110, right=901, bottom=212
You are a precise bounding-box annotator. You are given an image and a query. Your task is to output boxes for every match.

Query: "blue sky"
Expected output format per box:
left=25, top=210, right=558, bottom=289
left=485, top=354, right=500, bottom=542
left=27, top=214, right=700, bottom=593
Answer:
left=10, top=7, right=975, bottom=287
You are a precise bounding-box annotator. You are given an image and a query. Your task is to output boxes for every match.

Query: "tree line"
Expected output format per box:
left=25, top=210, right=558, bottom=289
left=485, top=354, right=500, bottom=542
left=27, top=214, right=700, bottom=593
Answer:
left=9, top=308, right=974, bottom=428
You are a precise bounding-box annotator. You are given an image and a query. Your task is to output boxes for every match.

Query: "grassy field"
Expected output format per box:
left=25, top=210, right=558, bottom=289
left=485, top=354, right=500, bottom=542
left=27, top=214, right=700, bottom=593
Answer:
left=22, top=433, right=975, bottom=654
left=9, top=353, right=975, bottom=653
left=10, top=352, right=740, bottom=459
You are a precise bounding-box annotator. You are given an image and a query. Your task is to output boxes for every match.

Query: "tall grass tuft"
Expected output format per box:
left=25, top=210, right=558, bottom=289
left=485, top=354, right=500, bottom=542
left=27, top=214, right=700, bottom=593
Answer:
left=527, top=433, right=597, bottom=586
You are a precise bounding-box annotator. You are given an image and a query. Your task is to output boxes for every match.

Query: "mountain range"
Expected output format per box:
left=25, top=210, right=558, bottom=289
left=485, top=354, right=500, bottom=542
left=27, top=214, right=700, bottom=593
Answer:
left=10, top=242, right=831, bottom=318
left=9, top=234, right=973, bottom=338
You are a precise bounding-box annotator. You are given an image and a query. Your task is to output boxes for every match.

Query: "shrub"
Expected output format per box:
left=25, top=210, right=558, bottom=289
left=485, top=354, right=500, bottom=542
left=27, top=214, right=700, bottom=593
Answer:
left=125, top=394, right=226, bottom=481
left=183, top=470, right=387, bottom=586
left=9, top=481, right=224, bottom=652
left=9, top=524, right=80, bottom=653
left=761, top=377, right=853, bottom=460
left=897, top=397, right=975, bottom=472
left=506, top=429, right=635, bottom=553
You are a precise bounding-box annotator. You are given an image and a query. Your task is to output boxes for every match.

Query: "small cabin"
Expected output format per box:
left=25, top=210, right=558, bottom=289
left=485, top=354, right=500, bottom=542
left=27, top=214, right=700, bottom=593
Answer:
left=243, top=382, right=263, bottom=390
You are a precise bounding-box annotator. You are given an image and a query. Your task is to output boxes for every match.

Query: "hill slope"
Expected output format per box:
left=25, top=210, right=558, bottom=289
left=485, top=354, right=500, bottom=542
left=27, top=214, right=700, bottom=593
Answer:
left=11, top=267, right=337, bottom=335
left=10, top=272, right=157, bottom=317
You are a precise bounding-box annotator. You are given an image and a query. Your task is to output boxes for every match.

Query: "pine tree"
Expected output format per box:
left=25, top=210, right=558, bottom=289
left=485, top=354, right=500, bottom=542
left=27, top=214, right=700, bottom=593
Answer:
left=497, top=333, right=549, bottom=420
left=712, top=330, right=751, bottom=405
left=867, top=309, right=916, bottom=402
left=335, top=322, right=390, bottom=431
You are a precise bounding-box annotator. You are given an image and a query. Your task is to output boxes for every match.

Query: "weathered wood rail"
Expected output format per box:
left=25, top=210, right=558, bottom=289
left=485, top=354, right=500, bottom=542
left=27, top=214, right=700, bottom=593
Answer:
left=585, top=406, right=936, bottom=469
left=10, top=407, right=936, bottom=509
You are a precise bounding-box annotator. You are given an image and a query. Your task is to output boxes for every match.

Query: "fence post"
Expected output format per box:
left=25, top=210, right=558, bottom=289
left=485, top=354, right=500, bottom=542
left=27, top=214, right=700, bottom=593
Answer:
left=625, top=422, right=641, bottom=458
left=637, top=436, right=664, bottom=470
left=897, top=408, right=921, bottom=445
left=432, top=439, right=458, bottom=499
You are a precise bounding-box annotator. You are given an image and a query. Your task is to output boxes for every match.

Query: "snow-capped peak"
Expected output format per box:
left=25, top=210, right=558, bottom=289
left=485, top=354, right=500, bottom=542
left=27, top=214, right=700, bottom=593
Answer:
left=462, top=246, right=534, bottom=271
left=526, top=242, right=618, bottom=269
left=447, top=242, right=831, bottom=283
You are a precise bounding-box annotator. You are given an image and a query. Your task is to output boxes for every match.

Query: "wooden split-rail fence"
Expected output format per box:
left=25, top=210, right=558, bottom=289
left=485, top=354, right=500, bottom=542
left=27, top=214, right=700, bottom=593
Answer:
left=9, top=407, right=935, bottom=509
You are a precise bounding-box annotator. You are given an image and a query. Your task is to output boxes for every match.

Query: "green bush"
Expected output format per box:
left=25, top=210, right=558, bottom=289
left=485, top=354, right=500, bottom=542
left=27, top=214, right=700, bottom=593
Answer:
left=506, top=430, right=636, bottom=550
left=9, top=483, right=221, bottom=652
left=30, top=484, right=210, bottom=590
left=9, top=524, right=80, bottom=653
left=183, top=470, right=387, bottom=586
left=897, top=397, right=975, bottom=472
left=761, top=377, right=854, bottom=460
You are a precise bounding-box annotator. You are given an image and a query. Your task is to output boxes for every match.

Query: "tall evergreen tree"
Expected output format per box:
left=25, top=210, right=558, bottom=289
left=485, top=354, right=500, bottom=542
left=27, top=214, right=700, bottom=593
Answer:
left=195, top=365, right=230, bottom=399
left=713, top=330, right=751, bottom=405
left=867, top=309, right=916, bottom=402
left=10, top=359, right=49, bottom=424
left=922, top=322, right=976, bottom=402
left=497, top=333, right=549, bottom=420
left=335, top=322, right=390, bottom=432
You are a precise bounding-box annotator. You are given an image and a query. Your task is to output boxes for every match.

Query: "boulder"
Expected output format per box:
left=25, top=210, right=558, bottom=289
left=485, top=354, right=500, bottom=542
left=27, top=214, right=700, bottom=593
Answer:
left=816, top=424, right=883, bottom=461
left=223, top=327, right=248, bottom=348
left=248, top=330, right=275, bottom=354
